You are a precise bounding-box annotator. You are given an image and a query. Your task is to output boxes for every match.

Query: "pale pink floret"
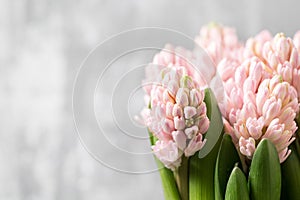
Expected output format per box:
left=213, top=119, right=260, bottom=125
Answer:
left=152, top=140, right=182, bottom=170
left=185, top=134, right=207, bottom=157
left=143, top=48, right=210, bottom=170
left=172, top=131, right=187, bottom=150
left=246, top=117, right=264, bottom=140
left=239, top=137, right=256, bottom=157
left=244, top=30, right=273, bottom=59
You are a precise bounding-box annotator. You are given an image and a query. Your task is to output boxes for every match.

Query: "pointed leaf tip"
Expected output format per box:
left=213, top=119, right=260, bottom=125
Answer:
left=225, top=167, right=249, bottom=200
left=249, top=139, right=281, bottom=200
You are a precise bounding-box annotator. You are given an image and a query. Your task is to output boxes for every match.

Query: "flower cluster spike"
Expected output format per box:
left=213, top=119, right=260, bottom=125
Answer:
left=234, top=75, right=298, bottom=162
left=143, top=47, right=210, bottom=170
left=196, top=23, right=300, bottom=163
left=195, top=22, right=244, bottom=65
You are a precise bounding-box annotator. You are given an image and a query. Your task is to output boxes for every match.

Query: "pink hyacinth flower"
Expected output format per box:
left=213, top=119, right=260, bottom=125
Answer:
left=197, top=25, right=300, bottom=163
left=195, top=22, right=243, bottom=65
left=247, top=32, right=300, bottom=103
left=220, top=32, right=300, bottom=162
left=143, top=51, right=210, bottom=170
left=228, top=69, right=298, bottom=162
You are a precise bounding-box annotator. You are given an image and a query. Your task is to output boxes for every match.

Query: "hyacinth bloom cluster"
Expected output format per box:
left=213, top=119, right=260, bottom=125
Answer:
left=195, top=22, right=244, bottom=65
left=230, top=73, right=298, bottom=162
left=196, top=24, right=300, bottom=163
left=143, top=44, right=208, bottom=93
left=143, top=48, right=210, bottom=170
left=246, top=32, right=300, bottom=101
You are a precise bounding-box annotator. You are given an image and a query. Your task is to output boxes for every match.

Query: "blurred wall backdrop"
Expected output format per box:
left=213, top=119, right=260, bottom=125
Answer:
left=1, top=0, right=299, bottom=199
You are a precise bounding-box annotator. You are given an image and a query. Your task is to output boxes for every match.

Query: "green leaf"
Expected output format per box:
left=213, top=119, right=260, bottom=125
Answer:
left=225, top=166, right=249, bottom=200
left=189, top=135, right=222, bottom=200
left=249, top=139, right=281, bottom=200
left=280, top=142, right=300, bottom=200
left=149, top=131, right=181, bottom=200
left=215, top=134, right=241, bottom=200
left=198, top=88, right=224, bottom=158
left=190, top=88, right=224, bottom=200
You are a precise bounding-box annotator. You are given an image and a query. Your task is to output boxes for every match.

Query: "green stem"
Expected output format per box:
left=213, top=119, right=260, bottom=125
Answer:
left=295, top=115, right=300, bottom=158
left=155, top=158, right=181, bottom=200
left=174, top=156, right=189, bottom=200
left=149, top=131, right=181, bottom=200
left=238, top=150, right=249, bottom=174
left=295, top=133, right=300, bottom=160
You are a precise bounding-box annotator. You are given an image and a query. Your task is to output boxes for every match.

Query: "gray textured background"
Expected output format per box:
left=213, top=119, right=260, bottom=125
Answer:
left=1, top=0, right=300, bottom=199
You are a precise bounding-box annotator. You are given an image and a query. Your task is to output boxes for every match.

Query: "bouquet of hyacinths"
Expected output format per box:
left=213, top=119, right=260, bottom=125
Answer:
left=141, top=23, right=300, bottom=200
